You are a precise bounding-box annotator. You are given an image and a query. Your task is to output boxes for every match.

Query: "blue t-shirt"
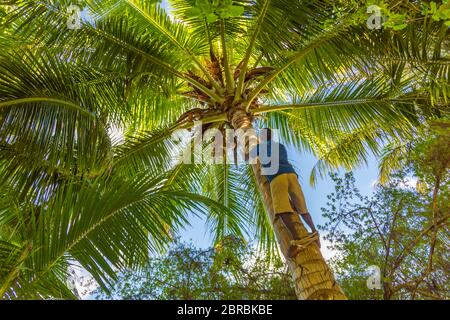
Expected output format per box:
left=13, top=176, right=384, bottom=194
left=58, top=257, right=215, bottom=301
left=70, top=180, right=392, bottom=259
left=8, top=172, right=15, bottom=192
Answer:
left=250, top=141, right=296, bottom=182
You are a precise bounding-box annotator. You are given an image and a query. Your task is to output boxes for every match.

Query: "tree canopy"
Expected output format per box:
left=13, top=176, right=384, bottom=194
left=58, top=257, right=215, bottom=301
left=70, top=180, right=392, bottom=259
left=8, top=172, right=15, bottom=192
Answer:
left=320, top=123, right=449, bottom=299
left=0, top=0, right=448, bottom=299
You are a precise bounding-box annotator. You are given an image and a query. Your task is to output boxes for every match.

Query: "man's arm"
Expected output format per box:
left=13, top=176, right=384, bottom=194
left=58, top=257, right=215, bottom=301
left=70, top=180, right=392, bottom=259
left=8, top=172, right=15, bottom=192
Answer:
left=300, top=212, right=317, bottom=232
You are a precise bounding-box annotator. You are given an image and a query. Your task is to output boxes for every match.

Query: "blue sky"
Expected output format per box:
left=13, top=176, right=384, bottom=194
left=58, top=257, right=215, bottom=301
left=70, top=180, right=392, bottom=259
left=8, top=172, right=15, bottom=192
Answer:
left=179, top=146, right=380, bottom=249
left=156, top=0, right=380, bottom=249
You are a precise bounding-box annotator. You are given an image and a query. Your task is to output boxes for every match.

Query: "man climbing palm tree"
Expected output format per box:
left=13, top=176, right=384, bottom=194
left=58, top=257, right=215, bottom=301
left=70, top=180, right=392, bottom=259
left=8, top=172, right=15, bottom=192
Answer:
left=251, top=128, right=320, bottom=258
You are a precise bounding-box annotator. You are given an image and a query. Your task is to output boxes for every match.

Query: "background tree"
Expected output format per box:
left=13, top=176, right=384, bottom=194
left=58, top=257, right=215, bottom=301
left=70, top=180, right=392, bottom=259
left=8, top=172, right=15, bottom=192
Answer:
left=91, top=237, right=296, bottom=300
left=320, top=123, right=450, bottom=299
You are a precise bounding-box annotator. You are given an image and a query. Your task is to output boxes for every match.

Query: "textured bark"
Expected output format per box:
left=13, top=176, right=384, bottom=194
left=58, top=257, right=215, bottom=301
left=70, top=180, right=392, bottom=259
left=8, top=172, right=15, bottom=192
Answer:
left=229, top=108, right=347, bottom=300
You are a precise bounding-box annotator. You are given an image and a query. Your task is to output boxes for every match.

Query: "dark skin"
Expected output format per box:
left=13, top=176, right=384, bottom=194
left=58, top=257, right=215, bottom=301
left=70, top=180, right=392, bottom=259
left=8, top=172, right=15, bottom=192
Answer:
left=278, top=212, right=320, bottom=246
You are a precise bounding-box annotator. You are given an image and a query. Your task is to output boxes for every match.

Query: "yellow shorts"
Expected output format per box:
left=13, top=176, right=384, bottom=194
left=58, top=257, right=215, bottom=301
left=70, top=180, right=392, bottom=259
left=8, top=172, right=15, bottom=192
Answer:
left=270, top=173, right=309, bottom=215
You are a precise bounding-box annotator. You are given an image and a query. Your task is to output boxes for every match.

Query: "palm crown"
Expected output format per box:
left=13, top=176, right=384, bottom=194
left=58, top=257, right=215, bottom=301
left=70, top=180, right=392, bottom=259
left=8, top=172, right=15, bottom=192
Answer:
left=0, top=0, right=448, bottom=299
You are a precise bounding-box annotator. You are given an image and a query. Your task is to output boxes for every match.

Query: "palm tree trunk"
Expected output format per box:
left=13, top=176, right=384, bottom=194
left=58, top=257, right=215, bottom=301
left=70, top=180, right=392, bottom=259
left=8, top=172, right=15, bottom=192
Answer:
left=229, top=108, right=347, bottom=300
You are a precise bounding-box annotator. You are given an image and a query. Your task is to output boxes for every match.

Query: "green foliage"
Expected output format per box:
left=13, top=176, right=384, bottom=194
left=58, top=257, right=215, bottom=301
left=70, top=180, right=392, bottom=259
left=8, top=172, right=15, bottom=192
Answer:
left=422, top=1, right=450, bottom=25
left=0, top=166, right=226, bottom=299
left=369, top=0, right=450, bottom=30
left=378, top=119, right=450, bottom=184
left=186, top=0, right=244, bottom=22
left=92, top=237, right=296, bottom=300
left=0, top=0, right=448, bottom=299
left=320, top=131, right=450, bottom=299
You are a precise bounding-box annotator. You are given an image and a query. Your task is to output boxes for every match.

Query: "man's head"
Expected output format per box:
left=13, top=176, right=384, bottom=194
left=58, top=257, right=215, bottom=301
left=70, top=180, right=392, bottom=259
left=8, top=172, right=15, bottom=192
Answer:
left=261, top=128, right=272, bottom=142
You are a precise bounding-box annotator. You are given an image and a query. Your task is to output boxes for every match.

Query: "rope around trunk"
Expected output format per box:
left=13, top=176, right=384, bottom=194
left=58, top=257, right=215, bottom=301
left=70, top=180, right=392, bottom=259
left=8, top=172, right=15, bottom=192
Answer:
left=290, top=231, right=319, bottom=250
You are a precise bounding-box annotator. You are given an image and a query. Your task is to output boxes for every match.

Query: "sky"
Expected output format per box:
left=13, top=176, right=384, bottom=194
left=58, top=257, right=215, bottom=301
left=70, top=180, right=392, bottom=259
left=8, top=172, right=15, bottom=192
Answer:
left=179, top=145, right=381, bottom=259
left=75, top=0, right=384, bottom=298
left=154, top=0, right=383, bottom=259
left=75, top=143, right=380, bottom=297
left=155, top=0, right=382, bottom=256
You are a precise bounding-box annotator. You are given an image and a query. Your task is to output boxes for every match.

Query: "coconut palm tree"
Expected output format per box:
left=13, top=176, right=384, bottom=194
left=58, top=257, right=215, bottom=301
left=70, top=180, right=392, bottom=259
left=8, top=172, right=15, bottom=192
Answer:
left=0, top=48, right=229, bottom=299
left=0, top=0, right=448, bottom=299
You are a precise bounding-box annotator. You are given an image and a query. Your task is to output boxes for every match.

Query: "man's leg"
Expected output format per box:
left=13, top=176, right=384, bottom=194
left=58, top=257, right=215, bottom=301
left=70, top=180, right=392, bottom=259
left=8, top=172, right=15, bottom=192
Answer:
left=287, top=174, right=321, bottom=248
left=278, top=212, right=301, bottom=241
left=270, top=175, right=302, bottom=256
left=278, top=212, right=310, bottom=257
left=271, top=174, right=317, bottom=256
